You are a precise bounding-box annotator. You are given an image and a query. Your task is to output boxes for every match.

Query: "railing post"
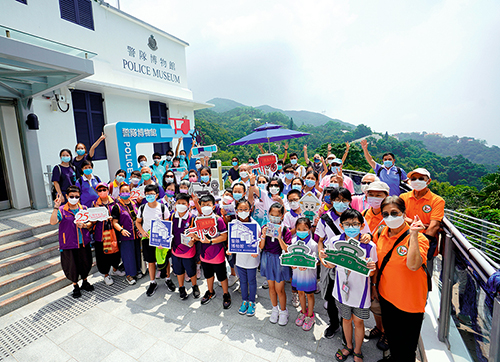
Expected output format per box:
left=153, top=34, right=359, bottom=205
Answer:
left=490, top=297, right=500, bottom=362
left=438, top=233, right=454, bottom=345
left=481, top=220, right=488, bottom=252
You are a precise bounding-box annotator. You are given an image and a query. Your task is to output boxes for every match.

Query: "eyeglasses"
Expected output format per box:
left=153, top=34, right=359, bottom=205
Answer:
left=288, top=198, right=300, bottom=202
left=410, top=177, right=426, bottom=181
left=236, top=208, right=250, bottom=212
left=360, top=181, right=372, bottom=185
left=382, top=211, right=402, bottom=218
left=342, top=223, right=361, bottom=228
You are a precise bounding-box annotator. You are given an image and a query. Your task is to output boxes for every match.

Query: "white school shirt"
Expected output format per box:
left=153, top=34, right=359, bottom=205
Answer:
left=283, top=209, right=303, bottom=232
left=234, top=218, right=262, bottom=269
left=315, top=209, right=370, bottom=242
left=138, top=203, right=170, bottom=233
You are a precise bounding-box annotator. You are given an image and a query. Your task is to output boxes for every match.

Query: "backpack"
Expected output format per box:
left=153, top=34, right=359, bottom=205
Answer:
left=51, top=164, right=77, bottom=200
left=320, top=213, right=341, bottom=235
left=138, top=203, right=167, bottom=226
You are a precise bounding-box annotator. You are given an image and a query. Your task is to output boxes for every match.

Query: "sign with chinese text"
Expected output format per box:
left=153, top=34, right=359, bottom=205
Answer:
left=149, top=220, right=173, bottom=249
left=228, top=220, right=259, bottom=254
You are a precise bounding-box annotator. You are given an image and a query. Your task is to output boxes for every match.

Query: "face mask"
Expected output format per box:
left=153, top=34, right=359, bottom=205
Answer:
left=240, top=171, right=249, bottom=179
left=296, top=231, right=309, bottom=239
left=233, top=192, right=243, bottom=201
left=200, top=175, right=210, bottom=183
left=238, top=211, right=250, bottom=220
left=289, top=201, right=300, bottom=210
left=258, top=183, right=267, bottom=191
left=285, top=173, right=294, bottom=180
left=383, top=160, right=393, bottom=168
left=179, top=189, right=188, bottom=194
left=140, top=161, right=148, bottom=167
left=120, top=192, right=130, bottom=200
left=331, top=166, right=340, bottom=174
left=232, top=161, right=238, bottom=166
left=76, top=149, right=85, bottom=156
left=269, top=186, right=280, bottom=195
left=314, top=158, right=320, bottom=163
left=277, top=165, right=283, bottom=171
left=292, top=185, right=302, bottom=191
left=333, top=201, right=349, bottom=213
left=305, top=179, right=315, bottom=187
left=67, top=197, right=79, bottom=205
left=189, top=177, right=197, bottom=182
left=327, top=159, right=334, bottom=165
left=344, top=226, right=361, bottom=238
left=329, top=183, right=339, bottom=189
left=83, top=169, right=93, bottom=176
left=195, top=163, right=202, bottom=170
left=166, top=155, right=173, bottom=161
left=367, top=196, right=384, bottom=209
left=61, top=156, right=71, bottom=163
left=411, top=180, right=427, bottom=191
left=324, top=195, right=331, bottom=204
left=248, top=163, right=254, bottom=167
left=223, top=196, right=234, bottom=204
left=290, top=159, right=297, bottom=165
left=130, top=178, right=140, bottom=184
left=269, top=215, right=281, bottom=224
left=384, top=215, right=405, bottom=229
left=154, top=159, right=160, bottom=164
left=360, top=184, right=369, bottom=194
left=142, top=173, right=151, bottom=181
left=166, top=190, right=175, bottom=197
left=116, top=175, right=125, bottom=183
left=180, top=155, right=186, bottom=160
left=201, top=206, right=213, bottom=216
left=145, top=194, right=156, bottom=203
left=176, top=204, right=188, bottom=213
left=165, top=177, right=174, bottom=184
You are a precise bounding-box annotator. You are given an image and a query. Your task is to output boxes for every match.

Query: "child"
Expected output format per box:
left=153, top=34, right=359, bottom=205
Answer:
left=188, top=194, right=231, bottom=309
left=292, top=217, right=318, bottom=331
left=234, top=198, right=261, bottom=316
left=260, top=203, right=292, bottom=325
left=170, top=193, right=200, bottom=299
left=320, top=209, right=377, bottom=362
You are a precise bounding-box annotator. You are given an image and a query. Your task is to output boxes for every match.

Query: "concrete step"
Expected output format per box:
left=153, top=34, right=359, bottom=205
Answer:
left=0, top=222, right=57, bottom=246
left=0, top=263, right=98, bottom=318
left=0, top=243, right=60, bottom=277
left=0, top=229, right=59, bottom=260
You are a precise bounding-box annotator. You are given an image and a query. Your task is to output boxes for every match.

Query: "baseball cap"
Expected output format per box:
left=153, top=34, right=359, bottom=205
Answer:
left=407, top=168, right=431, bottom=179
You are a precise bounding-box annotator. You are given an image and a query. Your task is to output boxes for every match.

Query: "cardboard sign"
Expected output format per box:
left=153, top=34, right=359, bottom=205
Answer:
left=228, top=220, right=259, bottom=254
left=130, top=185, right=145, bottom=200
left=184, top=216, right=217, bottom=241
left=191, top=144, right=218, bottom=159
left=189, top=181, right=220, bottom=198
left=74, top=207, right=110, bottom=224
left=280, top=240, right=318, bottom=269
left=324, top=237, right=372, bottom=276
left=149, top=220, right=173, bottom=248
left=300, top=192, right=321, bottom=222
left=266, top=222, right=281, bottom=238
left=252, top=153, right=278, bottom=174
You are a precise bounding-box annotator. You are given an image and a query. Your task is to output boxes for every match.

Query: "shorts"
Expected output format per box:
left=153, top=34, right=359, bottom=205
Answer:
left=370, top=298, right=382, bottom=316
left=172, top=254, right=196, bottom=278
left=141, top=238, right=171, bottom=264
left=335, top=299, right=370, bottom=320
left=201, top=261, right=227, bottom=282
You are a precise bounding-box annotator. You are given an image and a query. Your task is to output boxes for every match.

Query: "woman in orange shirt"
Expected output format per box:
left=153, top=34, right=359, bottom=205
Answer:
left=372, top=196, right=429, bottom=362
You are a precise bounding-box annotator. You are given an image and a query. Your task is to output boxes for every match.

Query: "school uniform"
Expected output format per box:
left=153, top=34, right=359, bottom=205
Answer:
left=170, top=211, right=197, bottom=277
left=260, top=225, right=292, bottom=283
left=199, top=215, right=228, bottom=282
left=291, top=235, right=318, bottom=293
left=235, top=218, right=261, bottom=303
left=137, top=203, right=170, bottom=263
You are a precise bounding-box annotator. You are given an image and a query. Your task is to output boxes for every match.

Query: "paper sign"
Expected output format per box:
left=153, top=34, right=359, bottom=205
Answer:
left=300, top=192, right=321, bottom=222
left=149, top=220, right=173, bottom=248
left=324, top=237, right=372, bottom=276
left=184, top=216, right=217, bottom=241
left=191, top=144, right=218, bottom=159
left=266, top=222, right=281, bottom=238
left=228, top=220, right=259, bottom=254
left=252, top=153, right=278, bottom=174
left=189, top=181, right=220, bottom=198
left=221, top=203, right=236, bottom=216
left=74, top=207, right=110, bottom=224
left=280, top=240, right=318, bottom=269
left=180, top=233, right=192, bottom=247
left=130, top=185, right=145, bottom=200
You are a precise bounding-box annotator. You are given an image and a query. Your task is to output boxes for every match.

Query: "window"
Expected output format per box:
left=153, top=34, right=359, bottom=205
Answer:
left=149, top=101, right=171, bottom=155
left=15, top=0, right=28, bottom=4
left=59, top=0, right=94, bottom=30
left=71, top=90, right=106, bottom=160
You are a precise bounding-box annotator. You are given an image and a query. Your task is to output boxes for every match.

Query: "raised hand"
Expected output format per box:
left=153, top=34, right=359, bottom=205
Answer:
left=360, top=139, right=368, bottom=150
left=410, top=215, right=425, bottom=233
left=53, top=195, right=62, bottom=209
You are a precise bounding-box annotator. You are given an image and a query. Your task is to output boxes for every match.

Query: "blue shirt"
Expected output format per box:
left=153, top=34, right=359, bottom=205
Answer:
left=373, top=163, right=407, bottom=196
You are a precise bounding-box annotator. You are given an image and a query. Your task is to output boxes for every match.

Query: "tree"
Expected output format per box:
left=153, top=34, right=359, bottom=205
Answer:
left=289, top=117, right=294, bottom=130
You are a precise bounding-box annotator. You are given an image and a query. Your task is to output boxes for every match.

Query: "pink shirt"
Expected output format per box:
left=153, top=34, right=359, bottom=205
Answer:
left=319, top=174, right=354, bottom=194
left=351, top=195, right=369, bottom=213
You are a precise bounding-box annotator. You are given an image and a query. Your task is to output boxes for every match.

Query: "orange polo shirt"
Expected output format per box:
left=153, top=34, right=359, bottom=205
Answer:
left=363, top=208, right=385, bottom=236
left=374, top=225, right=429, bottom=313
left=400, top=189, right=445, bottom=228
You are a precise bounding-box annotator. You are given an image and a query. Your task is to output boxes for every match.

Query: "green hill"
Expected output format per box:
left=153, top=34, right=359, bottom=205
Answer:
left=206, top=98, right=246, bottom=113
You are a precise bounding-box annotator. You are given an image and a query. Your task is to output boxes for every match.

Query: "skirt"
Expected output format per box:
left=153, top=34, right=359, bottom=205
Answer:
left=260, top=251, right=292, bottom=283
left=292, top=267, right=317, bottom=293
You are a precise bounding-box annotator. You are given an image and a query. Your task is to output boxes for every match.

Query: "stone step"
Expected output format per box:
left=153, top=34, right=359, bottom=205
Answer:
left=0, top=222, right=57, bottom=246
left=0, top=230, right=59, bottom=260
left=0, top=243, right=60, bottom=277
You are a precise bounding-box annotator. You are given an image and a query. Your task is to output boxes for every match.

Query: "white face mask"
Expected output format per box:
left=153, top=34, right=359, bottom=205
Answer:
left=130, top=178, right=140, bottom=184
left=201, top=206, right=213, bottom=216
left=67, top=197, right=79, bottom=205
left=238, top=211, right=250, bottom=220
left=327, top=159, right=334, bottom=165
left=411, top=180, right=428, bottom=191
left=384, top=215, right=405, bottom=229
left=329, top=183, right=339, bottom=189
left=367, top=196, right=384, bottom=209
left=175, top=204, right=188, bottom=213
left=289, top=201, right=300, bottom=210
left=222, top=196, right=234, bottom=204
left=361, top=184, right=369, bottom=194
left=240, top=171, right=249, bottom=179
left=195, top=163, right=202, bottom=170
left=269, top=186, right=280, bottom=195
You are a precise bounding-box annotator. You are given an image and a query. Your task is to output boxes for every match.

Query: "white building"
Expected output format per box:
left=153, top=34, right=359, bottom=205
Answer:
left=0, top=0, right=210, bottom=210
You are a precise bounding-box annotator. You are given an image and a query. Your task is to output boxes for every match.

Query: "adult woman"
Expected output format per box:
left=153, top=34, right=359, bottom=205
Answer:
left=373, top=196, right=429, bottom=362
left=49, top=187, right=94, bottom=298
left=72, top=133, right=106, bottom=178
left=75, top=160, right=101, bottom=207
left=111, top=183, right=142, bottom=285
left=162, top=170, right=178, bottom=192
left=52, top=149, right=77, bottom=203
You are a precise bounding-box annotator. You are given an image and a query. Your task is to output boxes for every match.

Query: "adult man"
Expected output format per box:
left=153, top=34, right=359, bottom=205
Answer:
left=139, top=167, right=165, bottom=203
left=150, top=152, right=166, bottom=183
left=400, top=168, right=445, bottom=273
left=231, top=163, right=252, bottom=188
left=228, top=156, right=240, bottom=184
left=360, top=139, right=407, bottom=196
left=304, top=145, right=324, bottom=174
left=319, top=156, right=355, bottom=194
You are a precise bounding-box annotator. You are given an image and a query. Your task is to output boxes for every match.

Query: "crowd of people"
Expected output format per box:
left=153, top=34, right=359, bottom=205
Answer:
left=49, top=136, right=445, bottom=362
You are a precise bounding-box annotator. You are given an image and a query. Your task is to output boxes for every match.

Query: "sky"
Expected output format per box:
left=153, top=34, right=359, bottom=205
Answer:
left=118, top=0, right=500, bottom=147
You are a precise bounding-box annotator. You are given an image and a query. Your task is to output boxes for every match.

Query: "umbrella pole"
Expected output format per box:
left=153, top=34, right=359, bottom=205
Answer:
left=268, top=139, right=271, bottom=153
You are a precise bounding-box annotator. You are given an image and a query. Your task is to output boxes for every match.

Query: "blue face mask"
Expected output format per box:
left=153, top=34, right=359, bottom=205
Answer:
left=296, top=231, right=309, bottom=239
left=145, top=194, right=156, bottom=203
left=258, top=183, right=267, bottom=191
left=142, top=173, right=151, bottom=181
left=290, top=159, right=297, bottom=165
left=233, top=192, right=243, bottom=201
left=292, top=185, right=302, bottom=191
left=324, top=195, right=331, bottom=204
left=383, top=160, right=393, bottom=168
left=344, top=226, right=361, bottom=238
left=333, top=201, right=349, bottom=213
left=76, top=149, right=85, bottom=156
left=305, top=179, right=315, bottom=188
left=201, top=175, right=210, bottom=183
left=116, top=175, right=125, bottom=183
left=314, top=158, right=320, bottom=163
left=277, top=165, right=282, bottom=171
left=83, top=169, right=93, bottom=176
left=232, top=161, right=238, bottom=166
left=331, top=166, right=340, bottom=174
left=180, top=155, right=186, bottom=160
left=285, top=172, right=294, bottom=180
left=61, top=156, right=71, bottom=163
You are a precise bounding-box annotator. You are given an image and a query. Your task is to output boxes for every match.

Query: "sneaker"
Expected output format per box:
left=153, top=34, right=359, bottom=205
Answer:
left=376, top=333, right=390, bottom=351
left=278, top=308, right=289, bottom=326
left=146, top=282, right=158, bottom=297
left=270, top=306, right=279, bottom=324
left=247, top=302, right=256, bottom=317
left=238, top=301, right=249, bottom=315
left=72, top=285, right=81, bottom=298
left=81, top=280, right=94, bottom=291
left=110, top=268, right=126, bottom=277
left=201, top=290, right=216, bottom=305
left=302, top=313, right=315, bottom=331
left=295, top=309, right=307, bottom=326
left=104, top=275, right=114, bottom=286
left=228, top=274, right=239, bottom=287
left=292, top=292, right=300, bottom=307
left=365, top=326, right=382, bottom=339
left=223, top=293, right=232, bottom=309
left=262, top=280, right=269, bottom=289
left=324, top=324, right=340, bottom=339
left=165, top=279, right=176, bottom=292
left=192, top=284, right=201, bottom=299
left=126, top=275, right=136, bottom=285
left=136, top=271, right=144, bottom=279
left=196, top=264, right=202, bottom=279
left=179, top=286, right=188, bottom=300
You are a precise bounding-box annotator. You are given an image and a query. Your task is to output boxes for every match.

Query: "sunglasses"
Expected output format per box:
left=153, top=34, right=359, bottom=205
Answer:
left=410, top=177, right=426, bottom=181
left=361, top=181, right=372, bottom=185
left=97, top=189, right=108, bottom=193
left=382, top=211, right=402, bottom=218
left=68, top=196, right=79, bottom=199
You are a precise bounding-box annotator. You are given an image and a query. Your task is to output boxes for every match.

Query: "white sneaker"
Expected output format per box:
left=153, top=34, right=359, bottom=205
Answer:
left=110, top=268, right=126, bottom=277
left=292, top=292, right=300, bottom=307
left=104, top=275, right=114, bottom=286
left=278, top=308, right=289, bottom=326
left=270, top=306, right=279, bottom=324
left=228, top=274, right=239, bottom=287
